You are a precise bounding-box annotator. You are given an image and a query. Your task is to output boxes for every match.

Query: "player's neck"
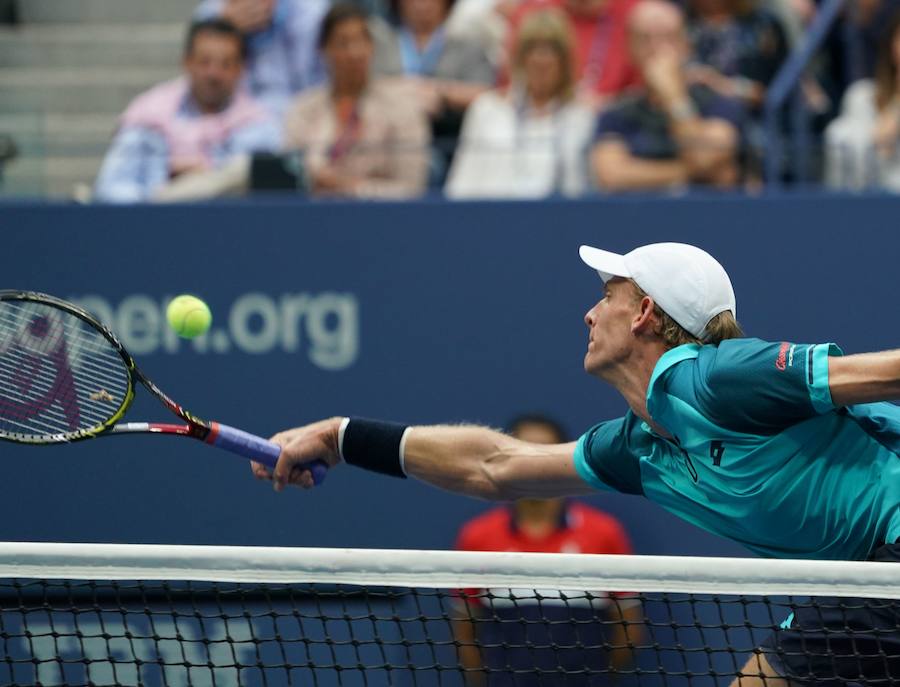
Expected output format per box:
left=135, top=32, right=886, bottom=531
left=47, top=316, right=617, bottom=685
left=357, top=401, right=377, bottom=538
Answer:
left=606, top=347, right=671, bottom=437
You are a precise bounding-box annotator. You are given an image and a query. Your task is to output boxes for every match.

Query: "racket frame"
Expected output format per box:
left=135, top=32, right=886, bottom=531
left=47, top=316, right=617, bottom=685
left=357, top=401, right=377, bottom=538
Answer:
left=0, top=290, right=212, bottom=445
left=0, top=290, right=328, bottom=482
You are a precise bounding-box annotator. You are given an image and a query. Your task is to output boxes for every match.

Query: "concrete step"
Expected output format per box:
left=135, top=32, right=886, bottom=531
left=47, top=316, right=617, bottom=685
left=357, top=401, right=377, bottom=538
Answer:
left=2, top=154, right=101, bottom=199
left=20, top=0, right=194, bottom=24
left=0, top=67, right=177, bottom=114
left=0, top=24, right=183, bottom=68
left=0, top=113, right=116, bottom=157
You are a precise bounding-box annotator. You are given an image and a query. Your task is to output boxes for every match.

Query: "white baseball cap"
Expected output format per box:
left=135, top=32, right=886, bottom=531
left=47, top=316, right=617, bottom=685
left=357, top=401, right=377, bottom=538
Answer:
left=579, top=242, right=736, bottom=338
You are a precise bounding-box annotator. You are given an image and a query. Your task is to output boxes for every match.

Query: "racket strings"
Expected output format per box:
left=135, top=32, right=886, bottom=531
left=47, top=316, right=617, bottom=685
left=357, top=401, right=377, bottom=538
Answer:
left=0, top=353, right=108, bottom=436
left=0, top=317, right=125, bottom=436
left=0, top=301, right=130, bottom=440
left=0, top=311, right=109, bottom=435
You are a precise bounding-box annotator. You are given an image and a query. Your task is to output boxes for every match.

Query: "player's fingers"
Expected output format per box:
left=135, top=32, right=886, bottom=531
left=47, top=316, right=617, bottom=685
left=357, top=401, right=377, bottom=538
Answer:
left=272, top=439, right=317, bottom=491
left=284, top=463, right=320, bottom=491
left=270, top=418, right=342, bottom=491
left=288, top=465, right=314, bottom=489
left=250, top=460, right=271, bottom=481
left=288, top=465, right=304, bottom=484
left=268, top=430, right=296, bottom=447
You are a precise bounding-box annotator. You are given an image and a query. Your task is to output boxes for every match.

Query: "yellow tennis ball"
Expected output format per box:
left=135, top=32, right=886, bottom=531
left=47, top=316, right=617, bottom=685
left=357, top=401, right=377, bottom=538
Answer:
left=166, top=295, right=212, bottom=339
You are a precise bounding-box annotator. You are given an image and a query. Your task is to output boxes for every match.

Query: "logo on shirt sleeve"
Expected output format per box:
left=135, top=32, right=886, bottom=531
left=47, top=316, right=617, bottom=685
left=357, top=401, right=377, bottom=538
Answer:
left=775, top=342, right=797, bottom=371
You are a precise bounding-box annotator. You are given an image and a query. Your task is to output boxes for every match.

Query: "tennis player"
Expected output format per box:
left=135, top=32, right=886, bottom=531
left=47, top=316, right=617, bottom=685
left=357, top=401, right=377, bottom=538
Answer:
left=255, top=242, right=900, bottom=686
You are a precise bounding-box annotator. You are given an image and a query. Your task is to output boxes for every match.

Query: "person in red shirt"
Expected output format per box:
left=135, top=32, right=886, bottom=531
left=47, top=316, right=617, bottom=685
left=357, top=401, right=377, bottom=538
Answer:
left=504, top=0, right=640, bottom=107
left=452, top=413, right=643, bottom=686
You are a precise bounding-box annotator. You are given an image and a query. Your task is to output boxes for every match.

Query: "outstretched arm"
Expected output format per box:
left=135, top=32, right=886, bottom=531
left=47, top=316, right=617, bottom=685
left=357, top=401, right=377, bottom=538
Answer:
left=403, top=425, right=589, bottom=499
left=829, top=351, right=900, bottom=407
left=253, top=417, right=593, bottom=499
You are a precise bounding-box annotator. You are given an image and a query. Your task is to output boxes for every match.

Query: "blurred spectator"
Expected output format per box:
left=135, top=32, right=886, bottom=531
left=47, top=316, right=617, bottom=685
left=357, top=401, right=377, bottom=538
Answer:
left=94, top=20, right=280, bottom=204
left=505, top=0, right=641, bottom=108
left=850, top=0, right=900, bottom=80
left=444, top=0, right=530, bottom=69
left=446, top=9, right=595, bottom=198
left=194, top=0, right=330, bottom=116
left=591, top=0, right=743, bottom=192
left=372, top=0, right=495, bottom=107
left=284, top=3, right=430, bottom=198
left=370, top=0, right=496, bottom=173
left=825, top=10, right=900, bottom=191
left=765, top=0, right=805, bottom=47
left=452, top=414, right=642, bottom=686
left=685, top=0, right=789, bottom=115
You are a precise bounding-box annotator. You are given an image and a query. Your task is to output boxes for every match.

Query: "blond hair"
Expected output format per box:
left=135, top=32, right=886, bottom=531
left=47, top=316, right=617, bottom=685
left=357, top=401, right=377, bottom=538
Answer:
left=631, top=281, right=743, bottom=347
left=512, top=9, right=577, bottom=102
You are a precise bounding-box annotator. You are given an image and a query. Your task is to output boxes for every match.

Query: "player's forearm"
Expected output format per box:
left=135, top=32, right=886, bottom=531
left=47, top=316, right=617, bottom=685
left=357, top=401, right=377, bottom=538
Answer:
left=828, top=350, right=900, bottom=406
left=403, top=425, right=531, bottom=499
left=266, top=418, right=587, bottom=495
left=403, top=426, right=586, bottom=500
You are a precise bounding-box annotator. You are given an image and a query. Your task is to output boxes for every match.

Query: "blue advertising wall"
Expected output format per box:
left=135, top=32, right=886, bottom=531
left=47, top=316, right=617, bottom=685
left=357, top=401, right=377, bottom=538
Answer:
left=0, top=195, right=894, bottom=558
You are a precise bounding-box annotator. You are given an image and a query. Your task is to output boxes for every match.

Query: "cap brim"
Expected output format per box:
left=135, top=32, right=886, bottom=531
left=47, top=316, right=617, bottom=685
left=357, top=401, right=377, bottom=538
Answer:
left=579, top=245, right=631, bottom=283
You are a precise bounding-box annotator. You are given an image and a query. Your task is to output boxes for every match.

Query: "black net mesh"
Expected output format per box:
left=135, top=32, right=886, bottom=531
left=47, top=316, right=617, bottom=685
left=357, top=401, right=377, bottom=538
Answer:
left=1, top=579, right=897, bottom=687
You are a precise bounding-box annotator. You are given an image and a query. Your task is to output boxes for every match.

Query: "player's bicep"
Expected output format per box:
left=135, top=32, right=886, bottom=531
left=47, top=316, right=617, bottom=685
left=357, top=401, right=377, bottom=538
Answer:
left=403, top=426, right=589, bottom=500
left=499, top=441, right=597, bottom=498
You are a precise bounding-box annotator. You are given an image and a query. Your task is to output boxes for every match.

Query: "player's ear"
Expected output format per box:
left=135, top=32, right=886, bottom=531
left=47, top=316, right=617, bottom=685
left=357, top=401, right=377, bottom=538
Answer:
left=631, top=296, right=657, bottom=335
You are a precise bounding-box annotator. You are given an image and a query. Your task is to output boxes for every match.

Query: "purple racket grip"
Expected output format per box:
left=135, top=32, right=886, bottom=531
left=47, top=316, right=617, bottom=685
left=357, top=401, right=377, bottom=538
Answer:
left=208, top=422, right=328, bottom=485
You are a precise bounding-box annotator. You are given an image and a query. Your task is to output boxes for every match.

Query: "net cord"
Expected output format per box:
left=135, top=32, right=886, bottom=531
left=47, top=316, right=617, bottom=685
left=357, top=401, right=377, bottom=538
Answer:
left=0, top=542, right=896, bottom=598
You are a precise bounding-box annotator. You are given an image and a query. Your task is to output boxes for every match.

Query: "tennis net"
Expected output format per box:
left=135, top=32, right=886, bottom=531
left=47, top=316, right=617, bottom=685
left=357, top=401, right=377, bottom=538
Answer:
left=0, top=542, right=896, bottom=686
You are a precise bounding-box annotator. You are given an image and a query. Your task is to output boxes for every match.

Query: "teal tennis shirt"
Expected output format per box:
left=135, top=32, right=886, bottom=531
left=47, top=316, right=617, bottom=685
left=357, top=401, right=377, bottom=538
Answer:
left=574, top=338, right=900, bottom=560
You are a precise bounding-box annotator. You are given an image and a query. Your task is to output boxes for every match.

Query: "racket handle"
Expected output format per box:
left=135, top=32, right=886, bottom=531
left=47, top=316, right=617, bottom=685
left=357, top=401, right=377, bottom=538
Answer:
left=208, top=422, right=327, bottom=486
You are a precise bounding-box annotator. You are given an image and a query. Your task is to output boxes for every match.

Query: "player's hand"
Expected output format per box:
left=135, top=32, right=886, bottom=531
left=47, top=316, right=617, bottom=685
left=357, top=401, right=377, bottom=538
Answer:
left=252, top=417, right=343, bottom=491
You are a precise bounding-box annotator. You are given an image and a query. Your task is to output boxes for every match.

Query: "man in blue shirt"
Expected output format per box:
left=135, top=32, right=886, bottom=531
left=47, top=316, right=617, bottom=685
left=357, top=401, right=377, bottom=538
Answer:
left=591, top=0, right=745, bottom=192
left=194, top=0, right=329, bottom=116
left=255, top=241, right=900, bottom=685
left=94, top=19, right=280, bottom=203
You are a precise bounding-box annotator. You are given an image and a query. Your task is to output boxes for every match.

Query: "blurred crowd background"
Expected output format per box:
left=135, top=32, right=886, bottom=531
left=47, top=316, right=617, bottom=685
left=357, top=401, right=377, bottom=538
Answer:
left=0, top=0, right=894, bottom=201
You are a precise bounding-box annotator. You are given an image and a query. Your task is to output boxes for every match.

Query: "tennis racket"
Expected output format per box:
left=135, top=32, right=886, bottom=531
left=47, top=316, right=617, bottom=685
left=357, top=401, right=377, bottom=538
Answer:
left=0, top=290, right=327, bottom=484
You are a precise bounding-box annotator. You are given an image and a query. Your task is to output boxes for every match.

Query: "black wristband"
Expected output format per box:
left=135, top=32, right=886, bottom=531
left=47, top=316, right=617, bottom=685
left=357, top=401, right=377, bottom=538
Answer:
left=341, top=417, right=409, bottom=479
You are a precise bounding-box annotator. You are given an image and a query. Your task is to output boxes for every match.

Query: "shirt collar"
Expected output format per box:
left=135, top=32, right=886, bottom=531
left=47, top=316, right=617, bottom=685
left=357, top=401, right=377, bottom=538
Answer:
left=639, top=344, right=701, bottom=439
left=647, top=343, right=701, bottom=404
left=179, top=88, right=237, bottom=118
